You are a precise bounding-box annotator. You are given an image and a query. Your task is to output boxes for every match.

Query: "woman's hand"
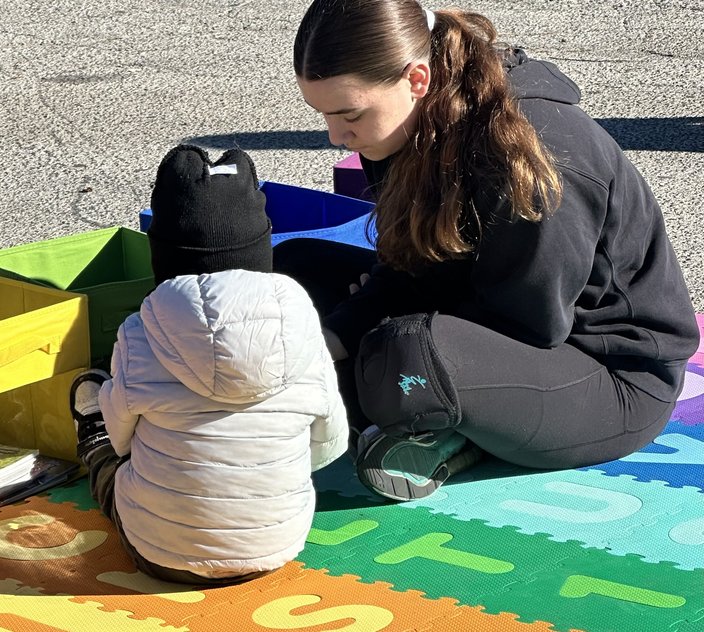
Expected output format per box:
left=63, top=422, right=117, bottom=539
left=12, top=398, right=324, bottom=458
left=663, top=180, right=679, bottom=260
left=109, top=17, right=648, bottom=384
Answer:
left=349, top=272, right=370, bottom=295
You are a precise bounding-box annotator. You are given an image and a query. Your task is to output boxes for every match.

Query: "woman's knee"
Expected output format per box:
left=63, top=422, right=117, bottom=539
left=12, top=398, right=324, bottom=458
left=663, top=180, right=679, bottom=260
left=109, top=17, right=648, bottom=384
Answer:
left=355, top=313, right=462, bottom=436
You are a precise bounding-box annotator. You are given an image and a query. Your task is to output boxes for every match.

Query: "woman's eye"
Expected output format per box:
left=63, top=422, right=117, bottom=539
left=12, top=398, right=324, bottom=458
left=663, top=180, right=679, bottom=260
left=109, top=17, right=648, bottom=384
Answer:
left=344, top=114, right=362, bottom=123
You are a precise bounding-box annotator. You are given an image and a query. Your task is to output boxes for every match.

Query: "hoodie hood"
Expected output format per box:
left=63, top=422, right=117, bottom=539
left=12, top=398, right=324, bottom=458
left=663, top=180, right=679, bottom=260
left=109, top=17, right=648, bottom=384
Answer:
left=504, top=49, right=581, bottom=105
left=139, top=269, right=323, bottom=404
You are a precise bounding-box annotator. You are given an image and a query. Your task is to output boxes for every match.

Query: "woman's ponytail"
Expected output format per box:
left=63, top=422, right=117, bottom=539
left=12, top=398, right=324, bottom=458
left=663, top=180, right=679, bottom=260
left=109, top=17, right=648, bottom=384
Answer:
left=374, top=9, right=562, bottom=272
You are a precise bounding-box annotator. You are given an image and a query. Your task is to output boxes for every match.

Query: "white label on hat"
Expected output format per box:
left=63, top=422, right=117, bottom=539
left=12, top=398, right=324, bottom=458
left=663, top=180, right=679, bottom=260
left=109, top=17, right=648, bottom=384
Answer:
left=208, top=164, right=239, bottom=176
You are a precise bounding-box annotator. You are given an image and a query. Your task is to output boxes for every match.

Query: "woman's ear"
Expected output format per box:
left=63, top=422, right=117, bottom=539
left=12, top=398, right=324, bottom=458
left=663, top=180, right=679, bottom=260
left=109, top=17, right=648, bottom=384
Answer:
left=404, top=60, right=431, bottom=98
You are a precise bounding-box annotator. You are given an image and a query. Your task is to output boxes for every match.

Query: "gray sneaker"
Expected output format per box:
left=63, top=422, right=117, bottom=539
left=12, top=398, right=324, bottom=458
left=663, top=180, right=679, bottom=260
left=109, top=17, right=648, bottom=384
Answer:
left=355, top=425, right=482, bottom=501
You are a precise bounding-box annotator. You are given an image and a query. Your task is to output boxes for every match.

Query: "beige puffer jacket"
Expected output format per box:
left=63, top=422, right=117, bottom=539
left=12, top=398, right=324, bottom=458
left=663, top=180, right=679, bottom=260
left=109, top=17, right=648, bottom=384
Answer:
left=99, top=269, right=348, bottom=576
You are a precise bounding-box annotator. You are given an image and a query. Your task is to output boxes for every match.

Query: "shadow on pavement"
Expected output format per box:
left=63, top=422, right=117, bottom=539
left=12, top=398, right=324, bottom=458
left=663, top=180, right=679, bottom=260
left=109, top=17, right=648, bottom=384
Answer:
left=184, top=130, right=332, bottom=150
left=596, top=116, right=703, bottom=152
left=185, top=117, right=703, bottom=153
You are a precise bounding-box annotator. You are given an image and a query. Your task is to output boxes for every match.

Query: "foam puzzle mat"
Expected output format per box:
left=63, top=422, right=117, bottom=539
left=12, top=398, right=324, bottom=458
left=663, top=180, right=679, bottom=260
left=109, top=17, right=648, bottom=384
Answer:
left=1, top=315, right=702, bottom=632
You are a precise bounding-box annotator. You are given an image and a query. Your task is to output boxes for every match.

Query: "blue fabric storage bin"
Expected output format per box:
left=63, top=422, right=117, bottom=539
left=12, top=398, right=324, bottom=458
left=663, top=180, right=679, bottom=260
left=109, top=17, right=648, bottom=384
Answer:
left=139, top=181, right=376, bottom=250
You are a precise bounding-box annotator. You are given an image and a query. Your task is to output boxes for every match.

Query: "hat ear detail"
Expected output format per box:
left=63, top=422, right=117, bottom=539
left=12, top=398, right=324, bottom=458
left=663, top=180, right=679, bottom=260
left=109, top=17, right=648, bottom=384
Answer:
left=148, top=143, right=272, bottom=285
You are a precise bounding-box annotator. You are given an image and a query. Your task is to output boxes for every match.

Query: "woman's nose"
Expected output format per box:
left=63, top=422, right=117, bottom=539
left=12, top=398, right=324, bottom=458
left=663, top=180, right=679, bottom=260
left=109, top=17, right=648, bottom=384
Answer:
left=325, top=118, right=350, bottom=147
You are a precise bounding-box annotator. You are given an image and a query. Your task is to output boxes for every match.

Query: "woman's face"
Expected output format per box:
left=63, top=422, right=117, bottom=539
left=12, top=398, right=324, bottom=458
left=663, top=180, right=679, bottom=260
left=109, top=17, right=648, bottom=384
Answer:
left=297, top=72, right=423, bottom=161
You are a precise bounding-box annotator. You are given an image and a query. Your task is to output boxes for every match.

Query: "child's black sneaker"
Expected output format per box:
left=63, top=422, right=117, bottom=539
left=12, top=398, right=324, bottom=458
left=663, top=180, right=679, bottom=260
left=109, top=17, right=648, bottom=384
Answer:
left=70, top=369, right=111, bottom=460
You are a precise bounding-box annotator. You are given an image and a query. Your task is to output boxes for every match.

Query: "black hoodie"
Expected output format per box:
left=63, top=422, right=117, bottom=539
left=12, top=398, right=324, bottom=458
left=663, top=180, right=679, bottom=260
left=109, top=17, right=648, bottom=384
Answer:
left=324, top=54, right=699, bottom=402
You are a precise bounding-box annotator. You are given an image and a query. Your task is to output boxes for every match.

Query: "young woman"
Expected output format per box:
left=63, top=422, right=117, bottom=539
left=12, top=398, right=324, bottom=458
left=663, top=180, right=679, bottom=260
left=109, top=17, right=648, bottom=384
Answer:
left=274, top=0, right=700, bottom=501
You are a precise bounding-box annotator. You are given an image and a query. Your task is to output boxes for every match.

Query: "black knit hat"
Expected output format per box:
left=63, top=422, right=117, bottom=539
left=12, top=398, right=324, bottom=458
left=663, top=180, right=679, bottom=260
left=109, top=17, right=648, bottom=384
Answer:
left=148, top=144, right=272, bottom=285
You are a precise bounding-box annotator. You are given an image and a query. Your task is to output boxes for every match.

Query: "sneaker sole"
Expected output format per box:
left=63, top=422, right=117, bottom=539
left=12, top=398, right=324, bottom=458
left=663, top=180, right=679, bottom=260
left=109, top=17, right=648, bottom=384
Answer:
left=356, top=435, right=452, bottom=501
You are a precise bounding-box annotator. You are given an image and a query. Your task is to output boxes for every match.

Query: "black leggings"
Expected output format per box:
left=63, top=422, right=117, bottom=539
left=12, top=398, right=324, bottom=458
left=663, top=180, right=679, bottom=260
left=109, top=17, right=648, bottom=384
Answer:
left=273, top=238, right=676, bottom=470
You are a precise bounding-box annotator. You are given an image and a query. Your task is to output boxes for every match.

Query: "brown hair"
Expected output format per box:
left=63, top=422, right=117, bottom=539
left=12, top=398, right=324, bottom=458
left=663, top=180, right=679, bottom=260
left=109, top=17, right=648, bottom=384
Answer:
left=295, top=0, right=562, bottom=272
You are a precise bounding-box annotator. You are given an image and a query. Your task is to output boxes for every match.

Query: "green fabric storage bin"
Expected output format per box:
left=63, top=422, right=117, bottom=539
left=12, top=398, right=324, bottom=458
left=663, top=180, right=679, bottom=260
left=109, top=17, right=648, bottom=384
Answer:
left=0, top=227, right=154, bottom=364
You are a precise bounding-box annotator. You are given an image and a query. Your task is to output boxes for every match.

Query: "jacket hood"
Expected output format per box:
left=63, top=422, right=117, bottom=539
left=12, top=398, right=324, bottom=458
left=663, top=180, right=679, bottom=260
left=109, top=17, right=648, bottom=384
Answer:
left=505, top=50, right=581, bottom=105
left=139, top=270, right=323, bottom=404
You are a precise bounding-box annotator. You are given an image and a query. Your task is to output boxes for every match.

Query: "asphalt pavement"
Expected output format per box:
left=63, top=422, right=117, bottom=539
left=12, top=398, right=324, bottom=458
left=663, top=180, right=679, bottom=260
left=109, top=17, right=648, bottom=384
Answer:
left=1, top=0, right=702, bottom=309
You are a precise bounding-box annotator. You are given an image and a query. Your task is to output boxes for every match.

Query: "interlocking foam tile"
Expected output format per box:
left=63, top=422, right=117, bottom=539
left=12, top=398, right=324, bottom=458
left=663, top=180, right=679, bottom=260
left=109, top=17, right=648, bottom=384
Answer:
left=43, top=477, right=96, bottom=510
left=671, top=314, right=704, bottom=427
left=400, top=467, right=704, bottom=570
left=0, top=315, right=702, bottom=632
left=672, top=364, right=704, bottom=425
left=584, top=421, right=704, bottom=489
left=300, top=504, right=703, bottom=632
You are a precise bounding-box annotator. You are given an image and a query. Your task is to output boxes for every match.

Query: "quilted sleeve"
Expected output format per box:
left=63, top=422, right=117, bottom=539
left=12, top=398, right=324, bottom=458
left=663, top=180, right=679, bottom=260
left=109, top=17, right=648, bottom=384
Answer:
left=98, top=316, right=141, bottom=457
left=310, top=342, right=350, bottom=472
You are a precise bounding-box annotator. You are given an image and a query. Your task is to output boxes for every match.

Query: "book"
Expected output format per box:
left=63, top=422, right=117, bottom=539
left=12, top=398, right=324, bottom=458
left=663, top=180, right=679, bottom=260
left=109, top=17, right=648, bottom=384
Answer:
left=0, top=445, right=38, bottom=487
left=0, top=450, right=80, bottom=507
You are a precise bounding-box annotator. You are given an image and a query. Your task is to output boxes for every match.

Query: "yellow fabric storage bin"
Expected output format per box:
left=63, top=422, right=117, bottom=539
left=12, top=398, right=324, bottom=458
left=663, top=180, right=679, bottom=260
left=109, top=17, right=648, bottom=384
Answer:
left=0, top=369, right=86, bottom=462
left=0, top=278, right=90, bottom=462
